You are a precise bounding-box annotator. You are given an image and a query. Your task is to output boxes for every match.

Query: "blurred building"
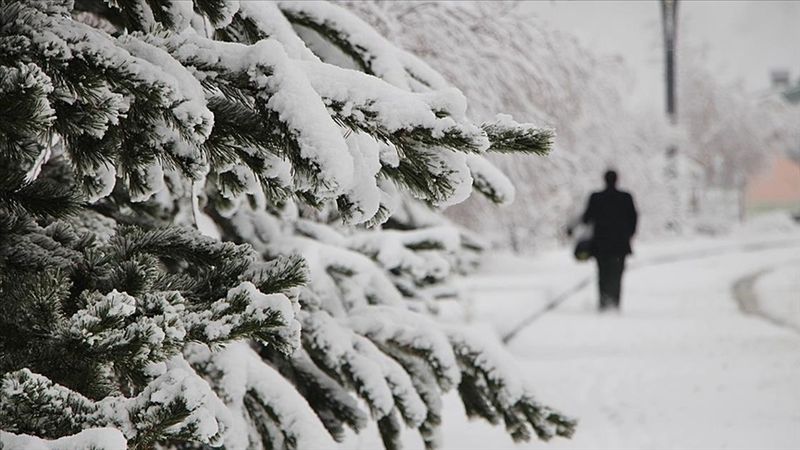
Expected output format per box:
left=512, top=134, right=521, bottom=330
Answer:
left=745, top=155, right=800, bottom=213
left=745, top=73, right=800, bottom=216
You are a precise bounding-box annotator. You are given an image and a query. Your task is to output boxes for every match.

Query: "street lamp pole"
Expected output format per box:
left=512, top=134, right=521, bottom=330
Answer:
left=661, top=0, right=680, bottom=231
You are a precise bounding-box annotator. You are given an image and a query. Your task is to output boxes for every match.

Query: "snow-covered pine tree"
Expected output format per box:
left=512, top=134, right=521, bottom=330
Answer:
left=0, top=1, right=575, bottom=449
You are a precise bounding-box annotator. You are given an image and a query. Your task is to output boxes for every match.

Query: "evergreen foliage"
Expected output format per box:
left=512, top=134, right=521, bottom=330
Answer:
left=0, top=1, right=574, bottom=449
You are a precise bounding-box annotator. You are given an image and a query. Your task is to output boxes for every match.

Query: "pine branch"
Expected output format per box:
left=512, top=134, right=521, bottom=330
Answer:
left=382, top=147, right=459, bottom=205
left=481, top=116, right=554, bottom=155
left=244, top=254, right=309, bottom=295
left=278, top=1, right=447, bottom=90
left=0, top=169, right=82, bottom=219
left=466, top=154, right=516, bottom=205
left=0, top=63, right=54, bottom=169
left=0, top=367, right=227, bottom=448
left=448, top=328, right=577, bottom=443
left=193, top=0, right=235, bottom=28
left=260, top=346, right=369, bottom=442
left=377, top=410, right=403, bottom=450
left=109, top=226, right=255, bottom=269
left=185, top=282, right=300, bottom=354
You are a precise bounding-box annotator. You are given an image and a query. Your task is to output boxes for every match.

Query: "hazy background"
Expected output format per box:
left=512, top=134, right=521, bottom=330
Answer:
left=528, top=0, right=800, bottom=110
left=345, top=0, right=800, bottom=252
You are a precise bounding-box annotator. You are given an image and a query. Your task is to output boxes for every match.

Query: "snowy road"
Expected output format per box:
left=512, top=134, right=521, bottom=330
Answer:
left=501, top=236, right=800, bottom=343
left=436, top=228, right=800, bottom=449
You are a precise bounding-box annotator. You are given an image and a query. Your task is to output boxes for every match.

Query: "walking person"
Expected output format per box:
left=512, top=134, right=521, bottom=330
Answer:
left=572, top=170, right=638, bottom=311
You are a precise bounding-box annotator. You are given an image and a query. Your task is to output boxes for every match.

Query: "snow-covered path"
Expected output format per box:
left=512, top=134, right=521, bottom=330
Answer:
left=436, top=226, right=800, bottom=449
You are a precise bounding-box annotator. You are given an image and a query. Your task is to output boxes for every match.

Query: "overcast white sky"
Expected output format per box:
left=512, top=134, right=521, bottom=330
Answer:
left=525, top=0, right=800, bottom=111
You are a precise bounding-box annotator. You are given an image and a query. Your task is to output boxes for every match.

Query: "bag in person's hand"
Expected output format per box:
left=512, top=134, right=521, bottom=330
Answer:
left=573, top=237, right=593, bottom=261
left=570, top=222, right=593, bottom=262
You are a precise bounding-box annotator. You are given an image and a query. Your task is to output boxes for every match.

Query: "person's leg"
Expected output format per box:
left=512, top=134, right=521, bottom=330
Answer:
left=596, top=256, right=611, bottom=311
left=609, top=256, right=625, bottom=309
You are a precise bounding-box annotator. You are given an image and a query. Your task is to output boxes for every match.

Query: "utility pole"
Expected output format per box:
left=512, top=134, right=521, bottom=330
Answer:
left=661, top=0, right=680, bottom=231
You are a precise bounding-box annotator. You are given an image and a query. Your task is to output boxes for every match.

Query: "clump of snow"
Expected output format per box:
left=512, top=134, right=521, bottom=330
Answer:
left=85, top=161, right=118, bottom=203
left=293, top=220, right=345, bottom=248
left=466, top=154, right=516, bottom=205
left=228, top=207, right=283, bottom=253
left=128, top=162, right=165, bottom=203
left=274, top=235, right=405, bottom=313
left=348, top=305, right=461, bottom=390
left=0, top=428, right=127, bottom=450
left=184, top=281, right=301, bottom=351
left=352, top=333, right=428, bottom=427
left=118, top=34, right=214, bottom=142
left=299, top=60, right=485, bottom=146
left=236, top=1, right=320, bottom=61
left=68, top=290, right=137, bottom=344
left=277, top=0, right=450, bottom=91
left=0, top=366, right=228, bottom=446
left=347, top=226, right=460, bottom=282
left=300, top=310, right=396, bottom=418
left=158, top=29, right=355, bottom=199
left=378, top=142, right=401, bottom=168
left=191, top=342, right=335, bottom=450
left=341, top=132, right=383, bottom=224
left=446, top=325, right=526, bottom=408
left=407, top=146, right=472, bottom=207
left=143, top=368, right=220, bottom=439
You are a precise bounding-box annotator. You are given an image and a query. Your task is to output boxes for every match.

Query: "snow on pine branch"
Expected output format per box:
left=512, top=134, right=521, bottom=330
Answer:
left=277, top=0, right=450, bottom=92
left=0, top=63, right=55, bottom=169
left=446, top=327, right=577, bottom=442
left=346, top=225, right=462, bottom=287
left=142, top=24, right=492, bottom=212
left=298, top=59, right=488, bottom=152
left=347, top=305, right=461, bottom=391
left=184, top=342, right=335, bottom=450
left=1, top=1, right=213, bottom=202
left=275, top=1, right=549, bottom=206
left=6, top=1, right=545, bottom=218
left=274, top=234, right=405, bottom=314
left=115, top=34, right=214, bottom=144
left=226, top=198, right=576, bottom=446
left=142, top=28, right=355, bottom=200
left=212, top=1, right=528, bottom=212
left=298, top=309, right=429, bottom=429
left=184, top=281, right=301, bottom=353
left=0, top=365, right=230, bottom=448
left=221, top=1, right=544, bottom=211
left=466, top=154, right=516, bottom=205
left=482, top=114, right=554, bottom=156
left=219, top=1, right=321, bottom=62
left=0, top=428, right=127, bottom=450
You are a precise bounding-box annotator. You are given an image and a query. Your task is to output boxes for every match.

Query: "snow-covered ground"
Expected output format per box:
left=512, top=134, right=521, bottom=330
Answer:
left=442, top=214, right=800, bottom=450
left=755, top=265, right=800, bottom=331
left=346, top=213, right=800, bottom=449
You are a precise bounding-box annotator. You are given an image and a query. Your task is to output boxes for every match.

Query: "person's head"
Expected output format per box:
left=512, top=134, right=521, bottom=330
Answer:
left=604, top=169, right=618, bottom=189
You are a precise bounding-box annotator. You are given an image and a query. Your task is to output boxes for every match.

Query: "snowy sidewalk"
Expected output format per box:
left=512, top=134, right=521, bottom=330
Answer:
left=438, top=229, right=800, bottom=449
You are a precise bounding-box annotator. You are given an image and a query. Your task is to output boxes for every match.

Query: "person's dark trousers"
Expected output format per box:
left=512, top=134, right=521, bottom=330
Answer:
left=596, top=255, right=626, bottom=310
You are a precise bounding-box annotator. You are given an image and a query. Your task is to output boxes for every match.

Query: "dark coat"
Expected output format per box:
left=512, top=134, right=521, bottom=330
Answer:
left=581, top=188, right=638, bottom=256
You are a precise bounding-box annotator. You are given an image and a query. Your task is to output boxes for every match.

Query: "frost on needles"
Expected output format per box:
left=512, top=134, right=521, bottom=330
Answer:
left=0, top=1, right=572, bottom=449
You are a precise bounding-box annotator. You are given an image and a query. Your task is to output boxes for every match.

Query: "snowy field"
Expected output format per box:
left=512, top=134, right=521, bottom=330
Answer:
left=346, top=213, right=800, bottom=449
